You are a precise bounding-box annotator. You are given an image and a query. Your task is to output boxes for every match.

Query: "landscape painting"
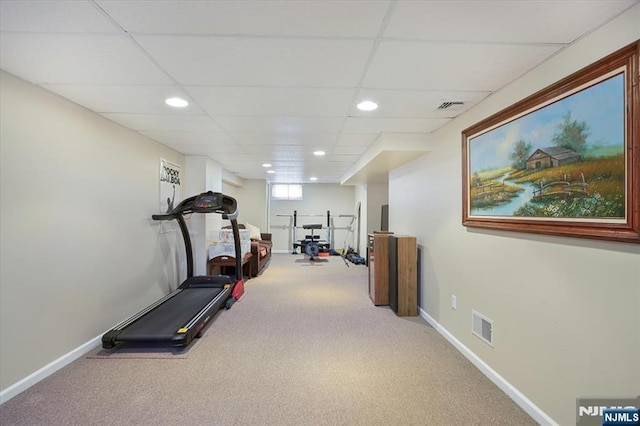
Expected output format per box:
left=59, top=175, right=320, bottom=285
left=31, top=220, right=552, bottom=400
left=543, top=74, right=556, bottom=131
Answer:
left=467, top=72, right=625, bottom=221
left=462, top=40, right=639, bottom=244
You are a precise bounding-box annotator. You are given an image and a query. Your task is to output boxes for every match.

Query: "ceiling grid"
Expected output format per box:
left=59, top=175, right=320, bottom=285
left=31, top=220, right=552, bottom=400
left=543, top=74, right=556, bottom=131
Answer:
left=1, top=0, right=637, bottom=183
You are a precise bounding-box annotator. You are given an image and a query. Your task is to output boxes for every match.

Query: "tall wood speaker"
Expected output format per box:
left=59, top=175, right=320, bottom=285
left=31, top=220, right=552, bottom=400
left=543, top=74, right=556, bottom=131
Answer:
left=388, top=235, right=417, bottom=316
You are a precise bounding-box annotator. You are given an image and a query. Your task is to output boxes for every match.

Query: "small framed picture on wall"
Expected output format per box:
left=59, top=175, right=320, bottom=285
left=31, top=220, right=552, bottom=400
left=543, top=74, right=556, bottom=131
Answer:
left=160, top=158, right=181, bottom=214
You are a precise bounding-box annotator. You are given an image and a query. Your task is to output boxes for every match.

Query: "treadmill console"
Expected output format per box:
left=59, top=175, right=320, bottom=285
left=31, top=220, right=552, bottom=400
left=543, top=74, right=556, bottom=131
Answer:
left=192, top=192, right=237, bottom=216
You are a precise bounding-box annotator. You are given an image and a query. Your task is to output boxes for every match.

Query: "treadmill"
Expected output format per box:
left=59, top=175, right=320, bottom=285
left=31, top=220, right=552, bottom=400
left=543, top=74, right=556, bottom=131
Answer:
left=102, top=191, right=245, bottom=349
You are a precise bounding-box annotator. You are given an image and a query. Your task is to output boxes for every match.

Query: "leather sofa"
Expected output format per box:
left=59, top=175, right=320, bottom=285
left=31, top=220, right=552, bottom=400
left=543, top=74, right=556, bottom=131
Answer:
left=223, top=224, right=272, bottom=278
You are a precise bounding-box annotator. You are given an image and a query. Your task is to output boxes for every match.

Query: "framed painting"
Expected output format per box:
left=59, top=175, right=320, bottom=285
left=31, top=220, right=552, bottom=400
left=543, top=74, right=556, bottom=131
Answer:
left=462, top=41, right=639, bottom=244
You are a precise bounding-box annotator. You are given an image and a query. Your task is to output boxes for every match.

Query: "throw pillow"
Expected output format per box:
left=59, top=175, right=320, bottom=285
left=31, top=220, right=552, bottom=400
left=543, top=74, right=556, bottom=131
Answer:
left=245, top=222, right=262, bottom=240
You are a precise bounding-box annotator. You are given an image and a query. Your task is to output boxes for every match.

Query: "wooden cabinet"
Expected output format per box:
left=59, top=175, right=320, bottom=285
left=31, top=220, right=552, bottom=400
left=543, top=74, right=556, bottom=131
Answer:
left=208, top=253, right=253, bottom=278
left=368, top=233, right=392, bottom=305
left=389, top=235, right=417, bottom=316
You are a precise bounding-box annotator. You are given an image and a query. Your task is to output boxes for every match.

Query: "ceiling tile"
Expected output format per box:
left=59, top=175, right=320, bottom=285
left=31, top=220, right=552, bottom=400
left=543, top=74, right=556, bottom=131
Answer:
left=268, top=175, right=305, bottom=183
left=336, top=133, right=379, bottom=146
left=243, top=146, right=338, bottom=164
left=364, top=41, right=562, bottom=91
left=161, top=144, right=246, bottom=158
left=342, top=117, right=450, bottom=134
left=102, top=113, right=221, bottom=132
left=247, top=145, right=308, bottom=158
left=386, top=1, right=637, bottom=44
left=241, top=144, right=302, bottom=155
left=139, top=131, right=236, bottom=146
left=206, top=153, right=255, bottom=164
left=0, top=0, right=120, bottom=33
left=353, top=89, right=491, bottom=118
left=134, top=35, right=373, bottom=87
left=214, top=116, right=345, bottom=134
left=2, top=0, right=634, bottom=184
left=0, top=34, right=172, bottom=85
left=331, top=145, right=368, bottom=156
left=233, top=133, right=338, bottom=147
left=41, top=85, right=203, bottom=114
left=97, top=0, right=390, bottom=37
left=264, top=165, right=308, bottom=172
left=186, top=86, right=355, bottom=117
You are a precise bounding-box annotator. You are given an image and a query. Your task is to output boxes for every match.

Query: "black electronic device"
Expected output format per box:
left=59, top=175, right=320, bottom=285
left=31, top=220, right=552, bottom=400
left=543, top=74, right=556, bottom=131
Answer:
left=102, top=191, right=244, bottom=349
left=381, top=204, right=389, bottom=232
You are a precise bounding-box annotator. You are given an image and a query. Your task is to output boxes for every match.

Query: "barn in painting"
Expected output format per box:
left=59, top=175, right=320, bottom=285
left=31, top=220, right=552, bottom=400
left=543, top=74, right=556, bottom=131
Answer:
left=525, top=147, right=581, bottom=170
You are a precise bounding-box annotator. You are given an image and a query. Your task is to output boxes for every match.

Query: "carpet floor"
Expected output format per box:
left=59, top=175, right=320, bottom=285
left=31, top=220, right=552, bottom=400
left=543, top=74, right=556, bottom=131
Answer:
left=0, top=254, right=536, bottom=425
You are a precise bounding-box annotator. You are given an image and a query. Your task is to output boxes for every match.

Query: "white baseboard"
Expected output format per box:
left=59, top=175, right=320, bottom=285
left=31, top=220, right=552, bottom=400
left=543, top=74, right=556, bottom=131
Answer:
left=419, top=308, right=558, bottom=426
left=0, top=334, right=102, bottom=405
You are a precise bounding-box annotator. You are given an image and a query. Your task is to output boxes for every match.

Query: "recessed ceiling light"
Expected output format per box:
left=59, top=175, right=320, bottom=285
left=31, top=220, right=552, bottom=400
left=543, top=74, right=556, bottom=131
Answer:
left=267, top=170, right=275, bottom=174
left=357, top=100, right=378, bottom=111
left=165, top=97, right=189, bottom=108
left=262, top=163, right=272, bottom=168
left=313, top=150, right=325, bottom=156
left=310, top=177, right=318, bottom=181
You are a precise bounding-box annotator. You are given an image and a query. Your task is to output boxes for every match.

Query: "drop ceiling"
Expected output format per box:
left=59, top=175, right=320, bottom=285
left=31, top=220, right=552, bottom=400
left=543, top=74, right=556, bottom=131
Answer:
left=1, top=0, right=637, bottom=184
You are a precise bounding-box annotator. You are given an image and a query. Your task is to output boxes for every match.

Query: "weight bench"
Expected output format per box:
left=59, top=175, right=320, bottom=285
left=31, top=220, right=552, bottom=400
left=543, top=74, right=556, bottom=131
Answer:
left=297, top=224, right=330, bottom=260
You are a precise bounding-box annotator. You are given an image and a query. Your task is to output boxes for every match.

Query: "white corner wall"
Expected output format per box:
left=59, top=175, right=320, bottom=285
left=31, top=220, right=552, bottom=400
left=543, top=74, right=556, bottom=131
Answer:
left=184, top=156, right=223, bottom=276
left=388, top=7, right=640, bottom=426
left=0, top=71, right=185, bottom=392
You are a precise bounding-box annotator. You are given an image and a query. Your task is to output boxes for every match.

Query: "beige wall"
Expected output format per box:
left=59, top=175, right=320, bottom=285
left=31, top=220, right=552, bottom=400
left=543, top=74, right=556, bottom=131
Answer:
left=352, top=183, right=388, bottom=256
left=222, top=181, right=240, bottom=200
left=388, top=6, right=640, bottom=425
left=0, top=71, right=186, bottom=390
left=233, top=179, right=268, bottom=230
left=366, top=183, right=388, bottom=235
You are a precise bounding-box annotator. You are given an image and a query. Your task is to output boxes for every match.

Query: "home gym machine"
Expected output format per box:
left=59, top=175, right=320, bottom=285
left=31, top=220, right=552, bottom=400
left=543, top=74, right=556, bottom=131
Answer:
left=276, top=210, right=358, bottom=259
left=299, top=223, right=331, bottom=260
left=102, top=191, right=245, bottom=349
left=287, top=210, right=331, bottom=259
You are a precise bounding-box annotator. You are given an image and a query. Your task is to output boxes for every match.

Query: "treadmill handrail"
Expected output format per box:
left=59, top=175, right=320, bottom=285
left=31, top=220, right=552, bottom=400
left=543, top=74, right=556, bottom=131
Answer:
left=151, top=191, right=242, bottom=281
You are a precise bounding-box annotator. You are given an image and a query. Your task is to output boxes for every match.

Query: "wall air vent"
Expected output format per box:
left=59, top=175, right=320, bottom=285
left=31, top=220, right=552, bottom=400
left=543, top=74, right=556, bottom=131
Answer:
left=472, top=310, right=494, bottom=346
left=437, top=101, right=465, bottom=110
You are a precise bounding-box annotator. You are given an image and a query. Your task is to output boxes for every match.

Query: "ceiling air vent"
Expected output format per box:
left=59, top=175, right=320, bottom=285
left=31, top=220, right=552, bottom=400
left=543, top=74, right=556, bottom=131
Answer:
left=437, top=101, right=465, bottom=110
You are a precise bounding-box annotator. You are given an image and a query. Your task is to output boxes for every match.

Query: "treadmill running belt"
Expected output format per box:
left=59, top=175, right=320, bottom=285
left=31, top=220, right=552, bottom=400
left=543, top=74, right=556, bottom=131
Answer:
left=116, top=287, right=224, bottom=341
